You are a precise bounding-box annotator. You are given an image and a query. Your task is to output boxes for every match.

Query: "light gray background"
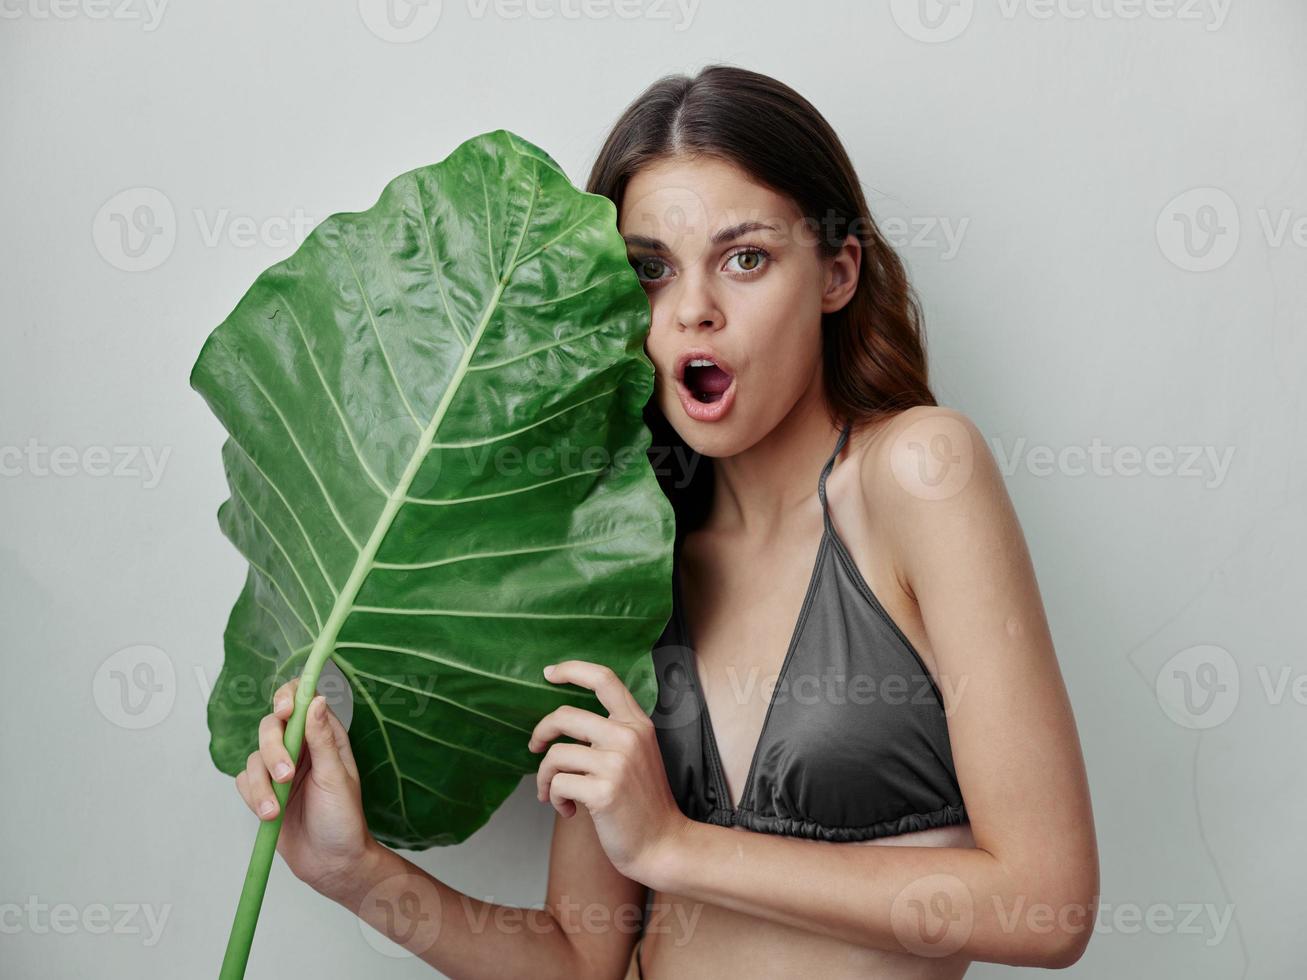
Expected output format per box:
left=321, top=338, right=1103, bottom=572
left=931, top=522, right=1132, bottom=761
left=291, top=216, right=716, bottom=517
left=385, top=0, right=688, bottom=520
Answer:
left=2, top=1, right=1304, bottom=977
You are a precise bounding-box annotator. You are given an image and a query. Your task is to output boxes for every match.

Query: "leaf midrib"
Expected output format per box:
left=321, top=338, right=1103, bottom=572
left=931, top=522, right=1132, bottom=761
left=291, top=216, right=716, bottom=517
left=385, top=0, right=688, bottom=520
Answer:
left=294, top=161, right=542, bottom=835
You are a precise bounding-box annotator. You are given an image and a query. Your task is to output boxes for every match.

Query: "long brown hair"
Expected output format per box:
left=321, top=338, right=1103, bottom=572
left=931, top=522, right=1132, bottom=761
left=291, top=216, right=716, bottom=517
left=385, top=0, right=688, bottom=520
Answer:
left=585, top=64, right=937, bottom=534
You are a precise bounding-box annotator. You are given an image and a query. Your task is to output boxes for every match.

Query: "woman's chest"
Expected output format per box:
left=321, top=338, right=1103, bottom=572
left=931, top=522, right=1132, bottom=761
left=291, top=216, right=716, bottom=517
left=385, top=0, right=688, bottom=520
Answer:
left=680, top=532, right=829, bottom=807
left=654, top=515, right=965, bottom=839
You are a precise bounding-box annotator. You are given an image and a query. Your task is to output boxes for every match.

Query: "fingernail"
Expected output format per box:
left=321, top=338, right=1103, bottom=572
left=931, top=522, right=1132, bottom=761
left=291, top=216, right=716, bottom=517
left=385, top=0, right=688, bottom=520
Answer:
left=543, top=664, right=555, bottom=678
left=274, top=698, right=290, bottom=713
left=258, top=800, right=276, bottom=817
left=274, top=762, right=292, bottom=780
left=312, top=696, right=325, bottom=717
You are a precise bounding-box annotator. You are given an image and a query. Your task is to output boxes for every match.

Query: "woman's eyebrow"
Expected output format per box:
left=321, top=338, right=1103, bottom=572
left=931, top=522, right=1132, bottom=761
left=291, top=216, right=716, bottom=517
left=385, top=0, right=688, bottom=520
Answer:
left=623, top=220, right=782, bottom=253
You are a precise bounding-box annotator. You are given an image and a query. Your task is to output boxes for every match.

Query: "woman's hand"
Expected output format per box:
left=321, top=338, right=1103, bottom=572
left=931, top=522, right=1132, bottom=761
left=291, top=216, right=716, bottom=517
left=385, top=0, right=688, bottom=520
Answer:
left=528, top=660, right=689, bottom=883
left=233, top=676, right=378, bottom=898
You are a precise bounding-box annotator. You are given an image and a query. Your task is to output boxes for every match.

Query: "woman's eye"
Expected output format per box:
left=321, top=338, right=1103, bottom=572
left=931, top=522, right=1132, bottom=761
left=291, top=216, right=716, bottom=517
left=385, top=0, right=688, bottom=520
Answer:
left=631, top=257, right=669, bottom=284
left=630, top=248, right=768, bottom=287
left=726, top=248, right=769, bottom=275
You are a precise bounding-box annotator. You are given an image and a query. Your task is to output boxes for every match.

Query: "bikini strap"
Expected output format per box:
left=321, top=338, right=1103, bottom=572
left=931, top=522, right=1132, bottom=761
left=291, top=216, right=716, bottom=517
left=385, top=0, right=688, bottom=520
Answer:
left=817, top=420, right=852, bottom=533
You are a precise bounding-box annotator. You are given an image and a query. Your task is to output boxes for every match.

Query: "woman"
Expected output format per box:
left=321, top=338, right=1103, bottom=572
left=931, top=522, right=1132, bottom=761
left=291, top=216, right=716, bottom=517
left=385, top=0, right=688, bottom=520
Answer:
left=235, top=65, right=1098, bottom=978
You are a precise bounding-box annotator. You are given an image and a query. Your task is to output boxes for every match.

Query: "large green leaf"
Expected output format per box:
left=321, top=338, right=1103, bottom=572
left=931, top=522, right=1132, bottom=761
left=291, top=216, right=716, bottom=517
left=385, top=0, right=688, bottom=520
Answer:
left=193, top=129, right=673, bottom=849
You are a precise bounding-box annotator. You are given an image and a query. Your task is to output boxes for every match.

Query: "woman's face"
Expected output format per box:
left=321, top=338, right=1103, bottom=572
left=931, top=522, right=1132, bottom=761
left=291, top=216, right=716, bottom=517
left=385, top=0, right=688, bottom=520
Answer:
left=619, top=155, right=855, bottom=457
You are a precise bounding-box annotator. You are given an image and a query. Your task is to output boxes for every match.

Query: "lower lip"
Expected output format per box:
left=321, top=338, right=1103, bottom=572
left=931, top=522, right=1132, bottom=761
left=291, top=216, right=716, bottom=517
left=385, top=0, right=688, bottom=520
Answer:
left=676, top=374, right=737, bottom=423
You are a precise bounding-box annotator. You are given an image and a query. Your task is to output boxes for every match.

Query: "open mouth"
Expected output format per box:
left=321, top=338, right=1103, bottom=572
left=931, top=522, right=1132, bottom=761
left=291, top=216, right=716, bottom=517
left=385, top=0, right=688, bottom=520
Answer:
left=681, top=357, right=734, bottom=403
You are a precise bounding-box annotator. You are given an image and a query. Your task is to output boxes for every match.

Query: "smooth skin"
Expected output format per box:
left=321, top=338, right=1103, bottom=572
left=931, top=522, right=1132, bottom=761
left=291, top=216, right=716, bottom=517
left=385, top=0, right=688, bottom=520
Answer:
left=235, top=154, right=1098, bottom=978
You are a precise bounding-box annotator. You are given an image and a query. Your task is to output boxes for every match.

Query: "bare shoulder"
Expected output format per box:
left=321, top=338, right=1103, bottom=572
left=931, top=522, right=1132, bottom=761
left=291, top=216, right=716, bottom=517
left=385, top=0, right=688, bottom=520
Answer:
left=850, top=405, right=1005, bottom=515
left=846, top=406, right=1021, bottom=589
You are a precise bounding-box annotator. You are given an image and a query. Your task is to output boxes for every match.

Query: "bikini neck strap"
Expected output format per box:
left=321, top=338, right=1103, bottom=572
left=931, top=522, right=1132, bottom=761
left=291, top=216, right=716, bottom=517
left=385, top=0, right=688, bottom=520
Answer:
left=817, top=420, right=853, bottom=532
left=673, top=419, right=852, bottom=548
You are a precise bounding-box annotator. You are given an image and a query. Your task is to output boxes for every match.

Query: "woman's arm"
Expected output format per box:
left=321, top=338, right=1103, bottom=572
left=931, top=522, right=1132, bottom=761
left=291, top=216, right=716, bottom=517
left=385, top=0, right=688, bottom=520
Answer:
left=633, top=407, right=1099, bottom=967
left=244, top=678, right=645, bottom=979
left=319, top=805, right=645, bottom=979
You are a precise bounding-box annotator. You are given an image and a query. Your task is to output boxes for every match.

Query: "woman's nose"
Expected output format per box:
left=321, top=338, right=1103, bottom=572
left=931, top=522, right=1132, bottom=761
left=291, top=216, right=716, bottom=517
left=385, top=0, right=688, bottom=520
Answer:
left=672, top=277, right=724, bottom=333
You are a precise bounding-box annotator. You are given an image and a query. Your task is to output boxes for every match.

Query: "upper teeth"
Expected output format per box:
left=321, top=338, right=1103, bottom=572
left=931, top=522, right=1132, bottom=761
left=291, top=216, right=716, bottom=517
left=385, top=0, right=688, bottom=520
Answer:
left=688, top=358, right=716, bottom=367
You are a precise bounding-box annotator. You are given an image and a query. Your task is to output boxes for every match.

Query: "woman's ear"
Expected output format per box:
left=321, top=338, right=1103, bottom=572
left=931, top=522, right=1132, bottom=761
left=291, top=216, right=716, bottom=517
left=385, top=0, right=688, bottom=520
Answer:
left=820, top=233, right=862, bottom=314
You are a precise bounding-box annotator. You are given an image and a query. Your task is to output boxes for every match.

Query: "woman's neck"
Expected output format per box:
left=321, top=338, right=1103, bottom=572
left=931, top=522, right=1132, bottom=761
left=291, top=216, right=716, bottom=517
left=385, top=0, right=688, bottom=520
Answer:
left=704, top=386, right=843, bottom=537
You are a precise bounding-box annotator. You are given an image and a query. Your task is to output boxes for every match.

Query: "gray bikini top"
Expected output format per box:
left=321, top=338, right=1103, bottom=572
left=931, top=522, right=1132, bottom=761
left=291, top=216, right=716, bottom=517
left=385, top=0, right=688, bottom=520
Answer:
left=648, top=420, right=968, bottom=842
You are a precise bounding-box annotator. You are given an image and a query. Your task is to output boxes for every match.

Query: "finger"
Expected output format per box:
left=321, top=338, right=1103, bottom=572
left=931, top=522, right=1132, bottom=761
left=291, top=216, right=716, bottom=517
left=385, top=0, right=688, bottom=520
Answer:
left=259, top=712, right=296, bottom=783
left=547, top=772, right=595, bottom=818
left=302, top=695, right=349, bottom=790
left=234, top=769, right=255, bottom=813
left=272, top=677, right=300, bottom=718
left=535, top=742, right=608, bottom=802
left=528, top=704, right=621, bottom=752
left=542, top=661, right=644, bottom=721
left=286, top=734, right=314, bottom=799
left=319, top=703, right=359, bottom=782
left=245, top=750, right=280, bottom=820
